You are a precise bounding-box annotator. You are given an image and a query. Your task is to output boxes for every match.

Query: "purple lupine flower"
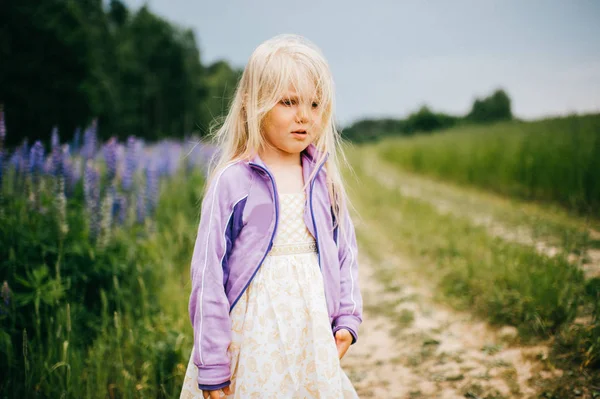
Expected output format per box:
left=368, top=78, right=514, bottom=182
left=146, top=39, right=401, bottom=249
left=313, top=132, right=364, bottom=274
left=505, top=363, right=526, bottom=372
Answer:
left=145, top=164, right=159, bottom=215
left=122, top=136, right=138, bottom=191
left=29, top=141, right=45, bottom=175
left=84, top=160, right=100, bottom=236
left=50, top=128, right=64, bottom=178
left=70, top=158, right=82, bottom=190
left=9, top=149, right=21, bottom=171
left=114, top=194, right=127, bottom=225
left=43, top=156, right=53, bottom=174
left=0, top=105, right=6, bottom=149
left=17, top=140, right=30, bottom=177
left=83, top=119, right=98, bottom=161
left=51, top=127, right=60, bottom=150
left=55, top=176, right=68, bottom=235
left=98, top=191, right=113, bottom=248
left=61, top=145, right=75, bottom=196
left=136, top=185, right=146, bottom=224
left=72, top=127, right=81, bottom=155
left=103, top=137, right=117, bottom=181
left=28, top=141, right=45, bottom=194
left=0, top=150, right=4, bottom=190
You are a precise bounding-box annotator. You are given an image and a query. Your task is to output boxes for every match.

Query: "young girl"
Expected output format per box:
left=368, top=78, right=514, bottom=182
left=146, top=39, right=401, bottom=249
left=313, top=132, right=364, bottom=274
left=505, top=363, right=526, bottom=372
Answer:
left=180, top=34, right=363, bottom=399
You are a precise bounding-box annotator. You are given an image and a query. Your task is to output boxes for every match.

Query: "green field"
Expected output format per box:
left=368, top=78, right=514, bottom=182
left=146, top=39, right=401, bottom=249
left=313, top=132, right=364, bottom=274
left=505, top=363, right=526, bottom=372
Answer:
left=378, top=114, right=600, bottom=218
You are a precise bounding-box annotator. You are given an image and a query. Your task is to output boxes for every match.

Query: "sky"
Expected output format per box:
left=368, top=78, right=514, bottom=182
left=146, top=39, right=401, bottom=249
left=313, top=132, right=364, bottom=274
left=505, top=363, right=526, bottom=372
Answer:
left=122, top=0, right=600, bottom=126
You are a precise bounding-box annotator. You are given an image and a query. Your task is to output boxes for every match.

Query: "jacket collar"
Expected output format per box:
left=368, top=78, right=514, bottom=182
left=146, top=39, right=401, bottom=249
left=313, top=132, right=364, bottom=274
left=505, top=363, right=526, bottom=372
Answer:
left=247, top=143, right=329, bottom=177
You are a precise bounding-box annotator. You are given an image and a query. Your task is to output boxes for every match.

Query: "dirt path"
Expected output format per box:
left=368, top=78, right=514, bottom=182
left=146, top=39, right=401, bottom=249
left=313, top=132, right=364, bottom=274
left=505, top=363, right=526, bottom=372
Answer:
left=339, top=152, right=569, bottom=398
left=341, top=244, right=562, bottom=398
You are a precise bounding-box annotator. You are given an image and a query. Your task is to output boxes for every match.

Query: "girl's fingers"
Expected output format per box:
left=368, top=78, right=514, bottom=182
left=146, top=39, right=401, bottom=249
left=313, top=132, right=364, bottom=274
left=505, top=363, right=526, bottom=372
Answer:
left=335, top=330, right=352, bottom=359
left=202, top=385, right=231, bottom=399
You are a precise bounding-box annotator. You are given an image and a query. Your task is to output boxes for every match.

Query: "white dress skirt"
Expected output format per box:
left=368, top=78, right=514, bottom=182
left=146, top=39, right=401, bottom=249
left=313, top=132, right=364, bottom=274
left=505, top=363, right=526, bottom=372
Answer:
left=180, top=192, right=359, bottom=398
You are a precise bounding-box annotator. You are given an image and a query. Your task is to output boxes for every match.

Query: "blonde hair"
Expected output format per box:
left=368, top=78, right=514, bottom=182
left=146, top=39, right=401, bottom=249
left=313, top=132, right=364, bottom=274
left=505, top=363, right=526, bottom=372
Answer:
left=203, top=33, right=356, bottom=235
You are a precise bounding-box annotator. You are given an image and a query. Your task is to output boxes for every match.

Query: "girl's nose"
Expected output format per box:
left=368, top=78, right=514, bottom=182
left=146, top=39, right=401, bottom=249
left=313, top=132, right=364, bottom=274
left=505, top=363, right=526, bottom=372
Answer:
left=296, top=103, right=310, bottom=123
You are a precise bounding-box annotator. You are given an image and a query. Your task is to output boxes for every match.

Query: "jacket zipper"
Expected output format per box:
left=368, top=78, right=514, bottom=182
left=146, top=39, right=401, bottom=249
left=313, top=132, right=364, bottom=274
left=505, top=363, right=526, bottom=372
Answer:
left=229, top=162, right=279, bottom=312
left=310, top=158, right=327, bottom=270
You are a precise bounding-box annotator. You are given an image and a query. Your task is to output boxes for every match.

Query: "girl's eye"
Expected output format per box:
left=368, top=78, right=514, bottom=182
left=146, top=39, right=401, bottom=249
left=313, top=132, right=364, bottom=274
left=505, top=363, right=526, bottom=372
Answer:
left=281, top=99, right=295, bottom=106
left=312, top=102, right=319, bottom=109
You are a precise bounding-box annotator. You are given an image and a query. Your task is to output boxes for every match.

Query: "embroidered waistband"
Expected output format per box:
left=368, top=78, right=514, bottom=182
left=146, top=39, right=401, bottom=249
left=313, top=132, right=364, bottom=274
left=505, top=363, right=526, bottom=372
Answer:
left=268, top=241, right=317, bottom=256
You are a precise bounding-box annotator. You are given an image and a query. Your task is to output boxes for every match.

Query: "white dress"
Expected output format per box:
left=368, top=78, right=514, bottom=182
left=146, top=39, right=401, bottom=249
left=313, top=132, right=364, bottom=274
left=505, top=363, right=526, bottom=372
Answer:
left=180, top=192, right=358, bottom=398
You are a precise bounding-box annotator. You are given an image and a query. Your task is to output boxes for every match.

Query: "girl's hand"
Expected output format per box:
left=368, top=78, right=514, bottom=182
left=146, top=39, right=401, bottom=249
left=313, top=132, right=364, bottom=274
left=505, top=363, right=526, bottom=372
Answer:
left=202, top=385, right=232, bottom=398
left=334, top=329, right=353, bottom=359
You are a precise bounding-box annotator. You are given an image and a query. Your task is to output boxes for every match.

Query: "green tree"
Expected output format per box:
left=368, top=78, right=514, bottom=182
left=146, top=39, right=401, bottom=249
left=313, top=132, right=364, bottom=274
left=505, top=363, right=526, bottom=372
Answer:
left=467, top=89, right=512, bottom=123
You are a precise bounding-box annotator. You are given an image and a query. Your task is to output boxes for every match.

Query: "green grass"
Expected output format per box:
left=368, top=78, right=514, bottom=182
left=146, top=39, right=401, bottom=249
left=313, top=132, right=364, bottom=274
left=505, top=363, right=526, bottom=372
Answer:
left=377, top=113, right=600, bottom=218
left=0, top=169, right=205, bottom=398
left=344, top=144, right=599, bottom=375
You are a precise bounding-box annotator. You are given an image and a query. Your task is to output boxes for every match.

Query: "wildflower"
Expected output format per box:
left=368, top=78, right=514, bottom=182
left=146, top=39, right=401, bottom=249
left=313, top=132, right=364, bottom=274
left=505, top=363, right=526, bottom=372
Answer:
left=146, top=164, right=159, bottom=215
left=136, top=184, right=146, bottom=224
left=83, top=119, right=98, bottom=161
left=122, top=136, right=138, bottom=191
left=72, top=127, right=81, bottom=155
left=103, top=137, right=117, bottom=181
left=29, top=141, right=45, bottom=176
left=0, top=105, right=6, bottom=149
left=84, top=160, right=100, bottom=236
left=50, top=127, right=64, bottom=177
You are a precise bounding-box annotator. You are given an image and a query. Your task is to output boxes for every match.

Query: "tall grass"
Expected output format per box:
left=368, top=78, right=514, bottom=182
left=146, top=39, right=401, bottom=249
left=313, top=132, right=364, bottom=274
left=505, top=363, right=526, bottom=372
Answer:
left=345, top=145, right=599, bottom=372
left=379, top=113, right=600, bottom=217
left=0, top=167, right=204, bottom=397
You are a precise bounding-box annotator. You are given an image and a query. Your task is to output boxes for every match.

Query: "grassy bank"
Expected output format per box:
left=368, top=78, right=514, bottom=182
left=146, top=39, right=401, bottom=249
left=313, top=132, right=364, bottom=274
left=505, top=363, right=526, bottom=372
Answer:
left=344, top=144, right=599, bottom=392
left=378, top=113, right=600, bottom=218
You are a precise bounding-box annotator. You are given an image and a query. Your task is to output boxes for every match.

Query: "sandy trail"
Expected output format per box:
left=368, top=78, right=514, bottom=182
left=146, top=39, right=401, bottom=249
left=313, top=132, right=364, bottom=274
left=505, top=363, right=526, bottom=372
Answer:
left=339, top=152, right=568, bottom=398
left=341, top=246, right=562, bottom=398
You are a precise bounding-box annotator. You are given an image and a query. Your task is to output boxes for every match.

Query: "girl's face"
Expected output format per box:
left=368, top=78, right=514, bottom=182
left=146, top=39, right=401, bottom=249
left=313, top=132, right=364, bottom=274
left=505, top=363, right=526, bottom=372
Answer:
left=260, top=84, right=322, bottom=157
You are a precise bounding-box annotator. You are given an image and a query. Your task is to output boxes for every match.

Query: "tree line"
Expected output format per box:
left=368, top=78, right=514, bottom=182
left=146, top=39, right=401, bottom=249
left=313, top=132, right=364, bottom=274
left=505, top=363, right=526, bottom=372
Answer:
left=341, top=89, right=513, bottom=143
left=1, top=0, right=512, bottom=148
left=1, top=0, right=241, bottom=148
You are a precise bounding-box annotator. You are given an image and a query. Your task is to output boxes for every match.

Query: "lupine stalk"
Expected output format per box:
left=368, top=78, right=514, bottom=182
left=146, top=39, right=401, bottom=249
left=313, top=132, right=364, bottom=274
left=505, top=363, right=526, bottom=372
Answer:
left=136, top=185, right=146, bottom=224
left=55, top=177, right=68, bottom=236
left=72, top=127, right=81, bottom=155
left=84, top=160, right=100, bottom=237
left=98, top=191, right=113, bottom=249
left=103, top=137, right=117, bottom=182
left=0, top=150, right=4, bottom=192
left=145, top=164, right=159, bottom=215
left=122, top=136, right=137, bottom=191
left=0, top=104, right=6, bottom=153
left=50, top=128, right=64, bottom=177
left=61, top=145, right=75, bottom=196
left=26, top=141, right=44, bottom=208
left=113, top=193, right=127, bottom=225
left=29, top=141, right=45, bottom=194
left=17, top=140, right=30, bottom=177
left=70, top=158, right=82, bottom=192
left=83, top=120, right=98, bottom=161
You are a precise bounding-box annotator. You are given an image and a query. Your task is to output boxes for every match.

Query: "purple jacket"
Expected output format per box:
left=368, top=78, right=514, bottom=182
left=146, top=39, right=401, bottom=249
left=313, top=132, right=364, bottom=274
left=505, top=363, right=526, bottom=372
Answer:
left=188, top=143, right=363, bottom=389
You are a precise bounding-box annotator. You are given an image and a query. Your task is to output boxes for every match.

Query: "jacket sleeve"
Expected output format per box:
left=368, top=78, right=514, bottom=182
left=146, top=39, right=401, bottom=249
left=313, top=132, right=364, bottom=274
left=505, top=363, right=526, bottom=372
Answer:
left=188, top=172, right=234, bottom=389
left=331, top=202, right=363, bottom=345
